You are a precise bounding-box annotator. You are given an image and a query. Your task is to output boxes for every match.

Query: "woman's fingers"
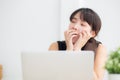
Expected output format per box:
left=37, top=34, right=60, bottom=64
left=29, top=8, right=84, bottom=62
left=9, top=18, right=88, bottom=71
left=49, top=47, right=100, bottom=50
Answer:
left=65, top=30, right=78, bottom=40
left=65, top=29, right=92, bottom=51
left=64, top=29, right=79, bottom=51
left=73, top=31, right=91, bottom=50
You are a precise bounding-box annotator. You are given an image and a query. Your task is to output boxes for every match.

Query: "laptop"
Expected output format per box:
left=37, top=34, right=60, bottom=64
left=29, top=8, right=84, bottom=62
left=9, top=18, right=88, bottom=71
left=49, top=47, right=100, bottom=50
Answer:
left=21, top=51, right=94, bottom=80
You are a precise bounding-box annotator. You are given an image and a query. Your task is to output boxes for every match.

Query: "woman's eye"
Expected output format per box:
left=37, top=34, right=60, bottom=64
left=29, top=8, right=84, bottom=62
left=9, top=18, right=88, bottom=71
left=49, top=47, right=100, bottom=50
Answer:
left=71, top=19, right=77, bottom=23
left=71, top=20, right=76, bottom=23
left=81, top=24, right=85, bottom=26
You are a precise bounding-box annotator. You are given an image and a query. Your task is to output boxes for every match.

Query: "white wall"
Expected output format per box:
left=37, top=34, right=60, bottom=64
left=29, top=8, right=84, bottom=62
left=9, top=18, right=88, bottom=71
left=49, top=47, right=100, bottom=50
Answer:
left=0, top=0, right=60, bottom=80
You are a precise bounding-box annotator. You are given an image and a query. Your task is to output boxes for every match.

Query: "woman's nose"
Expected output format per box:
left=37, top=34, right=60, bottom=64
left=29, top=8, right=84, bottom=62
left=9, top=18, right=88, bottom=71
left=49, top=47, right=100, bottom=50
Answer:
left=72, top=23, right=79, bottom=30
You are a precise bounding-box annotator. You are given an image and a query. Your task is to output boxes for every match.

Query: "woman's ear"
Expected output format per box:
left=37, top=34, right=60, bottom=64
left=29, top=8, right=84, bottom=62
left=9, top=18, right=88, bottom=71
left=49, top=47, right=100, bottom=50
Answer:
left=91, top=31, right=96, bottom=37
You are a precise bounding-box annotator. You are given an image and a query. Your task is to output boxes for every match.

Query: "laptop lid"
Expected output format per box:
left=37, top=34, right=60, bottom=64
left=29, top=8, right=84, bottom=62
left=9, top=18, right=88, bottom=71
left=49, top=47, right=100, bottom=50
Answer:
left=21, top=51, right=94, bottom=80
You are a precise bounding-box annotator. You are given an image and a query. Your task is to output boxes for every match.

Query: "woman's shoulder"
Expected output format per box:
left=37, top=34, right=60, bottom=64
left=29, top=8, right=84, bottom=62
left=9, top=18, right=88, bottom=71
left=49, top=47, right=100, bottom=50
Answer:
left=97, top=44, right=107, bottom=52
left=48, top=42, right=58, bottom=50
left=96, top=43, right=107, bottom=58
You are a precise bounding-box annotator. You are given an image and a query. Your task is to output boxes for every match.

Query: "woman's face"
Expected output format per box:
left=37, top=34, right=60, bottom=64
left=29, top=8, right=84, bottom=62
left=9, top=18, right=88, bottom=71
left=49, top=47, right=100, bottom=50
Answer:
left=69, top=12, right=95, bottom=43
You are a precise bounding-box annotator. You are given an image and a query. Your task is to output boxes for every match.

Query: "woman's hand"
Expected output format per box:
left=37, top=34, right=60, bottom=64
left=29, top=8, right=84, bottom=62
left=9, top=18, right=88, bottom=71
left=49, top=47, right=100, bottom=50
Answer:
left=73, top=30, right=91, bottom=51
left=64, top=29, right=78, bottom=51
left=64, top=29, right=91, bottom=51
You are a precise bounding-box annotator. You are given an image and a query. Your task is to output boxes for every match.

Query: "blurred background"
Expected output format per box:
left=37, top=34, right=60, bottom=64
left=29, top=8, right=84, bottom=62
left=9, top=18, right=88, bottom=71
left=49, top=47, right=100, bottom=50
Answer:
left=0, top=0, right=120, bottom=80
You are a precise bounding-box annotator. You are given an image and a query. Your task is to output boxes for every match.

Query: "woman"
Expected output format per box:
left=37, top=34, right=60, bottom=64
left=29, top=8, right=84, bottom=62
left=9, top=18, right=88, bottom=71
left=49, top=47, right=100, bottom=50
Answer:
left=49, top=8, right=107, bottom=80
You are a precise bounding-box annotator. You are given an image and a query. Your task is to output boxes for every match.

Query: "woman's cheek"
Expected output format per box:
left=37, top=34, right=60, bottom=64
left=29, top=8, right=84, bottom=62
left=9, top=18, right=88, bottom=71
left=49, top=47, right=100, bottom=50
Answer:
left=83, top=28, right=91, bottom=33
left=69, top=25, right=74, bottom=30
left=69, top=23, right=75, bottom=28
left=68, top=24, right=72, bottom=29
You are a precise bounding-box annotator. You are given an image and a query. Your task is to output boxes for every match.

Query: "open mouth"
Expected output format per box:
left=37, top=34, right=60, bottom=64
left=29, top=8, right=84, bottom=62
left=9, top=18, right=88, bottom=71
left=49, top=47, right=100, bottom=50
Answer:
left=72, top=34, right=80, bottom=44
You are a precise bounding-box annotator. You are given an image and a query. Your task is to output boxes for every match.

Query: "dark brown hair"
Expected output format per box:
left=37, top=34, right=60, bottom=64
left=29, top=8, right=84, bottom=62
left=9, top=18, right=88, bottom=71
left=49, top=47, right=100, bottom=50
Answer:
left=70, top=8, right=101, bottom=36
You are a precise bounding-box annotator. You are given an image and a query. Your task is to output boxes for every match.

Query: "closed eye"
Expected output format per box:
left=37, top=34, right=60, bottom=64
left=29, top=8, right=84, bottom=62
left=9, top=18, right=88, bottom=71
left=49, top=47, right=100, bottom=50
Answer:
left=71, top=18, right=77, bottom=23
left=81, top=23, right=86, bottom=26
left=71, top=20, right=76, bottom=23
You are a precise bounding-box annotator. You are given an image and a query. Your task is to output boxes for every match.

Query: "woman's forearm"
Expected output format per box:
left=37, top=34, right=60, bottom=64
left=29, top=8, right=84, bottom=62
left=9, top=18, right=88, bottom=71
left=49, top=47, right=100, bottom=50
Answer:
left=93, top=70, right=104, bottom=80
left=93, top=71, right=98, bottom=80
